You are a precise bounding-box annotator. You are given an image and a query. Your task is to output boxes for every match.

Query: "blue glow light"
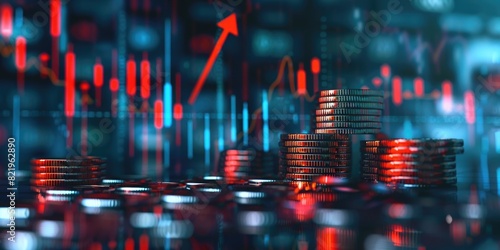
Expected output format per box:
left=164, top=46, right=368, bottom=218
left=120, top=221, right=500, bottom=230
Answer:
left=476, top=107, right=483, bottom=135
left=495, top=131, right=500, bottom=153
left=480, top=137, right=490, bottom=190
left=164, top=83, right=172, bottom=127
left=262, top=91, right=269, bottom=152
left=497, top=167, right=500, bottom=196
left=243, top=102, right=249, bottom=146
left=403, top=118, right=413, bottom=138
left=218, top=124, right=224, bottom=151
left=231, top=95, right=236, bottom=143
left=187, top=120, right=193, bottom=159
left=165, top=19, right=171, bottom=92
left=204, top=114, right=210, bottom=167
left=59, top=5, right=67, bottom=52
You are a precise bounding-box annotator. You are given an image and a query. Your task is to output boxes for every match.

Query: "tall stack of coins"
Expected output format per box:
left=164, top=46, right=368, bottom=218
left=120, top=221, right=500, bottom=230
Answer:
left=279, top=134, right=352, bottom=182
left=30, top=157, right=106, bottom=190
left=312, top=89, right=384, bottom=135
left=360, top=139, right=464, bottom=186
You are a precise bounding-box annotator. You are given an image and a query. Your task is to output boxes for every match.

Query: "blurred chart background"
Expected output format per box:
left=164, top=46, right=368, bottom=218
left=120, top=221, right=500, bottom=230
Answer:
left=0, top=0, right=499, bottom=191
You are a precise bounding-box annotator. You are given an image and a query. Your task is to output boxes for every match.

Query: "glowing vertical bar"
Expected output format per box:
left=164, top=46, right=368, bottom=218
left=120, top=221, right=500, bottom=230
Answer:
left=243, top=102, right=248, bottom=146
left=403, top=117, right=413, bottom=138
left=442, top=80, right=453, bottom=113
left=164, top=140, right=170, bottom=180
left=126, top=56, right=136, bottom=96
left=65, top=48, right=75, bottom=117
left=140, top=56, right=150, bottom=99
left=464, top=91, right=475, bottom=124
left=262, top=91, right=269, bottom=152
left=495, top=131, right=500, bottom=153
left=164, top=83, right=172, bottom=127
left=15, top=36, right=26, bottom=71
left=480, top=137, right=490, bottom=190
left=297, top=69, right=306, bottom=95
left=414, top=77, right=424, bottom=97
left=381, top=64, right=390, bottom=78
left=476, top=107, right=483, bottom=135
left=497, top=167, right=500, bottom=196
left=0, top=4, right=13, bottom=39
left=231, top=95, right=236, bottom=143
left=50, top=0, right=61, bottom=37
left=204, top=114, right=210, bottom=167
left=154, top=100, right=163, bottom=129
left=392, top=76, right=402, bottom=106
left=187, top=119, right=193, bottom=159
left=14, top=8, right=22, bottom=29
left=218, top=124, right=224, bottom=151
left=59, top=5, right=67, bottom=52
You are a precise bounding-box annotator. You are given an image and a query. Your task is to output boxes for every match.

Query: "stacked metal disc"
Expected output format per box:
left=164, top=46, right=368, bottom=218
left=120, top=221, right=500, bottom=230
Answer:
left=279, top=133, right=352, bottom=182
left=30, top=157, right=106, bottom=190
left=360, top=139, right=464, bottom=186
left=312, top=89, right=384, bottom=134
left=219, top=149, right=265, bottom=179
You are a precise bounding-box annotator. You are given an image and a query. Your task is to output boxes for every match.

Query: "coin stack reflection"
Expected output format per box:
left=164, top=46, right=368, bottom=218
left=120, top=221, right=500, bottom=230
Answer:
left=30, top=157, right=106, bottom=191
left=279, top=134, right=352, bottom=182
left=360, top=139, right=464, bottom=187
left=219, top=149, right=268, bottom=179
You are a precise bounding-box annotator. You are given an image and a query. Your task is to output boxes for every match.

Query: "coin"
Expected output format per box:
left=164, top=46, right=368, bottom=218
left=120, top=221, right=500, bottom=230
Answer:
left=222, top=155, right=257, bottom=161
left=377, top=176, right=457, bottom=185
left=317, top=95, right=384, bottom=103
left=280, top=146, right=351, bottom=154
left=361, top=153, right=456, bottom=162
left=280, top=133, right=350, bottom=141
left=32, top=172, right=104, bottom=179
left=224, top=149, right=260, bottom=156
left=361, top=146, right=464, bottom=154
left=361, top=138, right=464, bottom=147
left=280, top=159, right=351, bottom=167
left=286, top=167, right=351, bottom=174
left=377, top=168, right=456, bottom=178
left=317, top=102, right=384, bottom=110
left=32, top=165, right=105, bottom=173
left=285, top=173, right=351, bottom=181
left=314, top=121, right=382, bottom=129
left=31, top=157, right=106, bottom=166
left=362, top=160, right=456, bottom=170
left=281, top=153, right=352, bottom=160
left=279, top=140, right=351, bottom=147
left=316, top=109, right=383, bottom=116
left=315, top=128, right=381, bottom=134
left=319, top=89, right=384, bottom=97
left=31, top=178, right=102, bottom=186
left=315, top=115, right=381, bottom=122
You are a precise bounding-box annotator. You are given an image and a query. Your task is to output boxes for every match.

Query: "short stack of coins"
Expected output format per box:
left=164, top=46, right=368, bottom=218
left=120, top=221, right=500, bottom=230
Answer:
left=312, top=89, right=384, bottom=135
left=219, top=149, right=261, bottom=179
left=360, top=139, right=464, bottom=186
left=30, top=157, right=106, bottom=191
left=279, top=133, right=352, bottom=182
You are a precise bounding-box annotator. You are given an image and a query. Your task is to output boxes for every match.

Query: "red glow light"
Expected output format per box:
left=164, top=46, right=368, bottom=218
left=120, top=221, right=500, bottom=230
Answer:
left=0, top=4, right=13, bottom=38
left=140, top=58, right=150, bottom=99
left=464, top=91, right=475, bottom=124
left=174, top=103, right=183, bottom=120
left=65, top=50, right=75, bottom=117
left=154, top=100, right=163, bottom=129
left=80, top=81, right=90, bottom=91
left=297, top=69, right=306, bottom=95
left=39, top=53, right=50, bottom=62
left=110, top=78, right=119, bottom=92
left=126, top=56, right=136, bottom=96
left=414, top=77, right=424, bottom=97
left=15, top=37, right=26, bottom=71
left=392, top=76, right=402, bottom=106
left=50, top=0, right=61, bottom=36
left=93, top=60, right=103, bottom=87
left=372, top=77, right=382, bottom=87
left=442, top=80, right=453, bottom=113
left=381, top=64, right=391, bottom=78
left=311, top=57, right=320, bottom=74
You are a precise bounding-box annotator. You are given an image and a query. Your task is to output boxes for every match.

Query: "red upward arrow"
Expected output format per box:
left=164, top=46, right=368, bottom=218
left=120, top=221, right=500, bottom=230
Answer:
left=188, top=13, right=238, bottom=104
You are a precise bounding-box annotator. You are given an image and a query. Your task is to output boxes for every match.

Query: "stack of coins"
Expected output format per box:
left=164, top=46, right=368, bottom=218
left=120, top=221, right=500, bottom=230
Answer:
left=312, top=89, right=384, bottom=135
left=360, top=139, right=464, bottom=186
left=279, top=134, right=352, bottom=182
left=31, top=157, right=106, bottom=190
left=219, top=149, right=261, bottom=179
